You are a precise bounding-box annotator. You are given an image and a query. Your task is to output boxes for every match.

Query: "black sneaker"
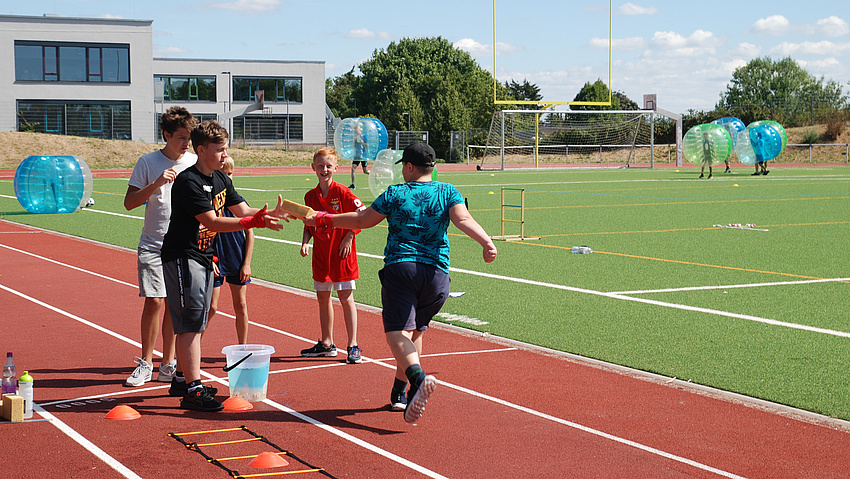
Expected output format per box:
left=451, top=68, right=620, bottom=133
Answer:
left=170, top=378, right=217, bottom=397
left=404, top=375, right=437, bottom=423
left=349, top=184, right=356, bottom=190
left=390, top=390, right=408, bottom=411
left=301, top=341, right=338, bottom=357
left=752, top=171, right=761, bottom=176
left=699, top=173, right=704, bottom=178
left=725, top=167, right=731, bottom=173
left=346, top=345, right=362, bottom=364
left=763, top=170, right=769, bottom=175
left=180, top=386, right=224, bottom=412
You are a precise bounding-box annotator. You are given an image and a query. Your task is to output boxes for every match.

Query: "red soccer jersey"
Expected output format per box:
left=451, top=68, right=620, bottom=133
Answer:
left=304, top=181, right=366, bottom=282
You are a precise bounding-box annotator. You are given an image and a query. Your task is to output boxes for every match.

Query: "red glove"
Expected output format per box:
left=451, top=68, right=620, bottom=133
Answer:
left=239, top=205, right=269, bottom=229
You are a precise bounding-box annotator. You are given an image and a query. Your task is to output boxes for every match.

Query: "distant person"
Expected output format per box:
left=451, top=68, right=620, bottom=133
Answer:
left=303, top=142, right=498, bottom=423
left=699, top=131, right=714, bottom=179
left=300, top=147, right=366, bottom=364
left=349, top=122, right=368, bottom=189
left=123, top=106, right=197, bottom=388
left=161, top=120, right=289, bottom=412
left=206, top=157, right=255, bottom=344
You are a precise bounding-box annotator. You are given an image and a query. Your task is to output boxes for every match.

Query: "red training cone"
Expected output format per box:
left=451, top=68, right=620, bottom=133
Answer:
left=249, top=451, right=289, bottom=468
left=105, top=405, right=141, bottom=420
left=222, top=396, right=253, bottom=411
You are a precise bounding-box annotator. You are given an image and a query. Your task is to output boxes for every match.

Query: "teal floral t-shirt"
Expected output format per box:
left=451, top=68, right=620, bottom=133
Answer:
left=371, top=181, right=464, bottom=273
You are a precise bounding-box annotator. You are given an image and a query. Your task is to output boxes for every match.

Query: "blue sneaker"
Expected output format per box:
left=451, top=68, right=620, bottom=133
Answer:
left=346, top=345, right=362, bottom=364
left=390, top=389, right=408, bottom=411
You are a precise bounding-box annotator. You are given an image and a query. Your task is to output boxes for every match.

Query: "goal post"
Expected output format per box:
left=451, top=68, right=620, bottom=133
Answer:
left=474, top=109, right=682, bottom=170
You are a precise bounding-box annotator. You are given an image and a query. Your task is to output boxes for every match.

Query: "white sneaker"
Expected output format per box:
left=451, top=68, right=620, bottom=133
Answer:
left=404, top=375, right=437, bottom=423
left=124, top=357, right=153, bottom=387
left=157, top=359, right=177, bottom=382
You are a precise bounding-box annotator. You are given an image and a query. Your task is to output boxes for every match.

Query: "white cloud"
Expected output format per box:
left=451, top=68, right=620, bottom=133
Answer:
left=618, top=2, right=659, bottom=15
left=343, top=28, right=392, bottom=41
left=752, top=15, right=791, bottom=35
left=734, top=42, right=761, bottom=58
left=771, top=40, right=850, bottom=56
left=154, top=46, right=190, bottom=57
left=649, top=30, right=719, bottom=57
left=208, top=0, right=282, bottom=14
left=799, top=57, right=841, bottom=69
left=813, top=16, right=850, bottom=38
left=455, top=38, right=523, bottom=57
left=590, top=36, right=646, bottom=51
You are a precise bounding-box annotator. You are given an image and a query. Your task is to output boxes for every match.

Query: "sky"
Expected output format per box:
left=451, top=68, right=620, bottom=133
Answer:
left=4, top=0, right=849, bottom=114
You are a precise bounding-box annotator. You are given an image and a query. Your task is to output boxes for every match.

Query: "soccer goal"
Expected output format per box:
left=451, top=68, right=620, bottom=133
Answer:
left=473, top=109, right=681, bottom=170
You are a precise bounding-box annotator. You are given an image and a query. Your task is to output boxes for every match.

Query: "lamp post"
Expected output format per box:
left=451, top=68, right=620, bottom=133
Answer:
left=402, top=112, right=410, bottom=131
left=221, top=71, right=232, bottom=135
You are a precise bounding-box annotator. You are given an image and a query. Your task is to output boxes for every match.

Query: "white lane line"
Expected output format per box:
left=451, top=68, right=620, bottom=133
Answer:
left=450, top=267, right=850, bottom=339
left=611, top=277, right=850, bottom=295
left=0, top=282, right=448, bottom=479
left=32, top=404, right=143, bottom=479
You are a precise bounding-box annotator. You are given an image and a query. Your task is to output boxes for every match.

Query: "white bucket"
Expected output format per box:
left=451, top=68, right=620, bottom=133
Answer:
left=221, top=344, right=275, bottom=402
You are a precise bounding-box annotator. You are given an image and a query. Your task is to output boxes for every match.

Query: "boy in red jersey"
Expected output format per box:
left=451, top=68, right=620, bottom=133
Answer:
left=300, top=148, right=367, bottom=365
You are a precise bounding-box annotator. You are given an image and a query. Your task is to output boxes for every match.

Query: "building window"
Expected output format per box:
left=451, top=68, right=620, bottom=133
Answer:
left=232, top=77, right=302, bottom=103
left=17, top=100, right=131, bottom=140
left=156, top=76, right=216, bottom=102
left=233, top=114, right=303, bottom=142
left=14, top=41, right=130, bottom=83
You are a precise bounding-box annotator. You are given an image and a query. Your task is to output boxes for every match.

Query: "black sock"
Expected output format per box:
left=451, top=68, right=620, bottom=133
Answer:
left=405, top=365, right=425, bottom=389
left=187, top=380, right=203, bottom=393
left=392, top=378, right=408, bottom=394
left=175, top=371, right=185, bottom=383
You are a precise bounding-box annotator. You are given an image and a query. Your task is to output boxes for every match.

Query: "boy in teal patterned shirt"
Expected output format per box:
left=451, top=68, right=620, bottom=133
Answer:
left=303, top=142, right=497, bottom=423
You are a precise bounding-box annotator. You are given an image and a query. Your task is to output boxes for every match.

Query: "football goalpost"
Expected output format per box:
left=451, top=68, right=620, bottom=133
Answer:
left=474, top=108, right=682, bottom=170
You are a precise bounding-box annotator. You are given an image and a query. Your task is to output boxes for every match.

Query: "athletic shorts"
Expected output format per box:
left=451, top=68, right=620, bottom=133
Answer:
left=378, top=262, right=450, bottom=333
left=164, top=257, right=214, bottom=334
left=137, top=247, right=166, bottom=298
left=314, top=280, right=356, bottom=292
left=352, top=160, right=368, bottom=167
left=214, top=275, right=252, bottom=287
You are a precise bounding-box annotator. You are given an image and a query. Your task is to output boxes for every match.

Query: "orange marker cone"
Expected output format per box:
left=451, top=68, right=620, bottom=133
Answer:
left=249, top=451, right=289, bottom=468
left=222, top=396, right=253, bottom=411
left=105, top=404, right=141, bottom=420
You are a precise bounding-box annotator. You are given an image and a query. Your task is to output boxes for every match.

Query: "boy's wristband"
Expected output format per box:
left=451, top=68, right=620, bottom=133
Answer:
left=239, top=206, right=268, bottom=229
left=316, top=211, right=334, bottom=228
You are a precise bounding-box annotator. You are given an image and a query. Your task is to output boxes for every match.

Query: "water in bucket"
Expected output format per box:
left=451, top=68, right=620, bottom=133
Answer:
left=221, top=344, right=275, bottom=402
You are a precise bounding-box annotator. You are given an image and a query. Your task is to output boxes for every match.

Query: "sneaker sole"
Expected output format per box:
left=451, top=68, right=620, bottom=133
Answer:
left=180, top=401, right=224, bottom=412
left=390, top=402, right=407, bottom=411
left=404, top=375, right=437, bottom=423
left=301, top=351, right=338, bottom=357
left=124, top=373, right=152, bottom=387
left=346, top=357, right=362, bottom=364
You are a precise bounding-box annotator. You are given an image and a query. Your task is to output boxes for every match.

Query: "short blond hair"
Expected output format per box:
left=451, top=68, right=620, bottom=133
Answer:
left=222, top=157, right=235, bottom=175
left=313, top=147, right=338, bottom=164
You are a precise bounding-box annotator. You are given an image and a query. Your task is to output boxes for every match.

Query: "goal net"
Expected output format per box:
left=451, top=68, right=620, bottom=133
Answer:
left=475, top=109, right=663, bottom=170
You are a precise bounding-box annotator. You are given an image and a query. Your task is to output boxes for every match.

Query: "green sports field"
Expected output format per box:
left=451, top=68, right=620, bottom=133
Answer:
left=2, top=165, right=848, bottom=421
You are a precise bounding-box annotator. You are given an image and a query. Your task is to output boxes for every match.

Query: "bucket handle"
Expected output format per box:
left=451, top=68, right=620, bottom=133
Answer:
left=223, top=352, right=253, bottom=372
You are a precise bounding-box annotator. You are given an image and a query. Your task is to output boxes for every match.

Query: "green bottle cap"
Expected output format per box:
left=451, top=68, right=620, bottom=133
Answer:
left=19, top=371, right=33, bottom=383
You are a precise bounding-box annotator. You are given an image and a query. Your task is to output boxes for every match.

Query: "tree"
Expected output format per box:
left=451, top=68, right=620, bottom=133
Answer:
left=716, top=56, right=848, bottom=126
left=504, top=79, right=542, bottom=109
left=570, top=79, right=620, bottom=111
left=325, top=68, right=359, bottom=118
left=350, top=36, right=505, bottom=157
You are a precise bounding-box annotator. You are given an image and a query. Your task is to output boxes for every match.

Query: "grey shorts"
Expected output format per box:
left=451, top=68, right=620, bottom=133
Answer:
left=163, top=257, right=214, bottom=334
left=379, top=262, right=450, bottom=333
left=137, top=247, right=166, bottom=298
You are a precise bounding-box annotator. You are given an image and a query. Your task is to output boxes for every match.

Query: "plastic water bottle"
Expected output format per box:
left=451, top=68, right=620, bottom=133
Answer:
left=1, top=352, right=16, bottom=395
left=571, top=246, right=592, bottom=254
left=18, top=371, right=33, bottom=419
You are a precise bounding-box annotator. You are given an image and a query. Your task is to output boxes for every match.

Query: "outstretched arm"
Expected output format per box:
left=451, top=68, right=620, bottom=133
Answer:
left=303, top=206, right=385, bottom=230
left=449, top=203, right=498, bottom=263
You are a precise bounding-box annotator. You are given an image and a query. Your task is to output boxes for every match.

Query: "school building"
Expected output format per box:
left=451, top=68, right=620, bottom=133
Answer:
left=0, top=14, right=327, bottom=146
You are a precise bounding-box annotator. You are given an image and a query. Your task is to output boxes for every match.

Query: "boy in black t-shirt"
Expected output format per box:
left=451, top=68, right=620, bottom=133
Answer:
left=161, top=120, right=289, bottom=412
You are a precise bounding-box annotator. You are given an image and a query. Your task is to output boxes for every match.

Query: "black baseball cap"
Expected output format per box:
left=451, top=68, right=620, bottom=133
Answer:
left=396, top=142, right=436, bottom=167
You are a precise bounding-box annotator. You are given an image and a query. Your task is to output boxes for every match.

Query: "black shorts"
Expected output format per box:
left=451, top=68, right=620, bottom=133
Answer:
left=379, top=262, right=450, bottom=333
left=164, top=257, right=214, bottom=334
left=352, top=160, right=368, bottom=167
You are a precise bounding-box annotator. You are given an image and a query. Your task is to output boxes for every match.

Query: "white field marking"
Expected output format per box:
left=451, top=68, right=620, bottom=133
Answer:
left=5, top=253, right=750, bottom=479
left=611, top=277, right=850, bottom=295
left=0, top=243, right=138, bottom=288
left=32, top=404, right=143, bottom=478
left=450, top=266, right=850, bottom=339
left=436, top=311, right=489, bottom=326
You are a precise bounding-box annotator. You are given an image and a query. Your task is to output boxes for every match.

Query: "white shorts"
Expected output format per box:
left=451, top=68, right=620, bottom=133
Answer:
left=137, top=247, right=166, bottom=298
left=314, top=280, right=356, bottom=292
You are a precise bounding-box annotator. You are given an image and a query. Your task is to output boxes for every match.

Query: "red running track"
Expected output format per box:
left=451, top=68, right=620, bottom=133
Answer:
left=0, top=219, right=848, bottom=478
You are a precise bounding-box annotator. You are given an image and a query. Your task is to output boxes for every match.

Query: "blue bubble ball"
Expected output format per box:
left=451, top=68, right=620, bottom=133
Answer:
left=736, top=125, right=783, bottom=165
left=14, top=155, right=93, bottom=214
left=334, top=118, right=382, bottom=162
left=711, top=117, right=746, bottom=150
left=368, top=149, right=403, bottom=197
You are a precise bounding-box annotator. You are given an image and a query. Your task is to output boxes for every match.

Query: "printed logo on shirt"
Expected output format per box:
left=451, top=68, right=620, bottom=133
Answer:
left=330, top=198, right=340, bottom=212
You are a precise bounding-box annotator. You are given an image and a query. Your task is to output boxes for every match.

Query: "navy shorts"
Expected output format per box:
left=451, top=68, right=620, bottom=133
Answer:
left=214, top=275, right=251, bottom=287
left=164, top=257, right=214, bottom=334
left=379, top=262, right=450, bottom=333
